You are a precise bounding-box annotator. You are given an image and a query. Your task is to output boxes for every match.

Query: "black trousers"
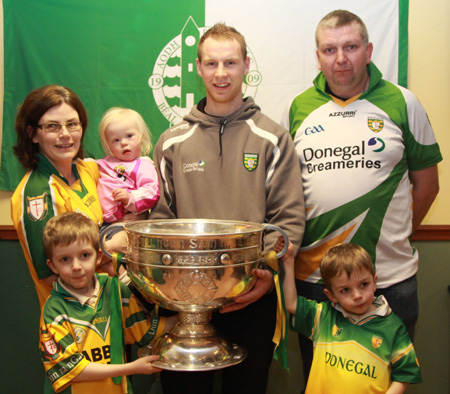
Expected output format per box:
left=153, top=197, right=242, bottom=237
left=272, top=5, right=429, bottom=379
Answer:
left=160, top=290, right=277, bottom=394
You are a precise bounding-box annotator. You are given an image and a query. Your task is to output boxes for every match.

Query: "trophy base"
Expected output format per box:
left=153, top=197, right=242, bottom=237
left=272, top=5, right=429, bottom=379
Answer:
left=139, top=312, right=248, bottom=371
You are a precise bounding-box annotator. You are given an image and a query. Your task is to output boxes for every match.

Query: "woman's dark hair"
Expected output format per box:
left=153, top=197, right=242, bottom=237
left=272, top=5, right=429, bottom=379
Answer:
left=13, top=85, right=88, bottom=170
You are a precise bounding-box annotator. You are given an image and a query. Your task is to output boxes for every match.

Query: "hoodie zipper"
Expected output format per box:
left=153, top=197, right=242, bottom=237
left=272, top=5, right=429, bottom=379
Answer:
left=218, top=118, right=227, bottom=158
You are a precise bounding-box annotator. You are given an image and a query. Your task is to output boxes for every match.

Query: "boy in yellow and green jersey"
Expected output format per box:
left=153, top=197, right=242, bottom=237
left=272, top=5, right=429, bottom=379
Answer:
left=39, top=212, right=174, bottom=394
left=276, top=238, right=421, bottom=394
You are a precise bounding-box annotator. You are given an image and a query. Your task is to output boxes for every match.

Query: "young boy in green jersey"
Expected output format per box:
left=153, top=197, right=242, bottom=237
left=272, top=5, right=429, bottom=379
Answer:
left=275, top=238, right=421, bottom=394
left=39, top=212, right=173, bottom=394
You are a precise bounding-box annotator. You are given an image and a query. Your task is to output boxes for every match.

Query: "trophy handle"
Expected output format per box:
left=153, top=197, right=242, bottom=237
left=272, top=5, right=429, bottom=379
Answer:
left=262, top=224, right=289, bottom=260
left=99, top=223, right=126, bottom=262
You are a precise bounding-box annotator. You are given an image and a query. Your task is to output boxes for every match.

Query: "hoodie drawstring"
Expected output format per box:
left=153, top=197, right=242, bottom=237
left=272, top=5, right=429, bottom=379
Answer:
left=218, top=118, right=227, bottom=158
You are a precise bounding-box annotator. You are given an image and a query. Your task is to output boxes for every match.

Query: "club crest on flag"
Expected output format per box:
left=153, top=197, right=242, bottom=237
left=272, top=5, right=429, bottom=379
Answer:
left=244, top=153, right=259, bottom=172
left=149, top=16, right=261, bottom=126
left=368, top=117, right=384, bottom=132
left=27, top=193, right=48, bottom=221
left=372, top=335, right=383, bottom=348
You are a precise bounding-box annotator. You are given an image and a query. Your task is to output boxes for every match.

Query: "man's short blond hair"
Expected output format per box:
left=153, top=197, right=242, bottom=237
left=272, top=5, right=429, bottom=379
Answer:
left=43, top=212, right=100, bottom=260
left=320, top=243, right=374, bottom=290
left=315, top=9, right=369, bottom=48
left=197, top=23, right=247, bottom=62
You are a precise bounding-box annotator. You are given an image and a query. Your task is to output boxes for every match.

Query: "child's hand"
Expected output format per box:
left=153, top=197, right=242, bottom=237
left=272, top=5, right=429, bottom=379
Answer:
left=274, top=235, right=286, bottom=255
left=112, top=188, right=130, bottom=205
left=129, top=355, right=162, bottom=375
left=164, top=315, right=178, bottom=332
left=274, top=235, right=294, bottom=266
left=98, top=260, right=116, bottom=276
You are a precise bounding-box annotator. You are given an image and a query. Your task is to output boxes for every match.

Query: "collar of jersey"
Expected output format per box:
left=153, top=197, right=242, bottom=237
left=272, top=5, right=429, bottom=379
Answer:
left=56, top=274, right=100, bottom=306
left=36, top=153, right=80, bottom=186
left=333, top=295, right=391, bottom=325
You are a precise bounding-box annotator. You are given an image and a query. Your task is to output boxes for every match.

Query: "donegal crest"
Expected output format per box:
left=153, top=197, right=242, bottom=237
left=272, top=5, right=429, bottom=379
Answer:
left=372, top=335, right=383, bottom=348
left=368, top=117, right=384, bottom=132
left=332, top=324, right=343, bottom=337
left=27, top=193, right=48, bottom=221
left=243, top=154, right=259, bottom=172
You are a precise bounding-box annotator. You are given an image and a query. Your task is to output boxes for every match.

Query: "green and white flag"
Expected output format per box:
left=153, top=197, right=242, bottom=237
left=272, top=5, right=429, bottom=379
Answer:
left=0, top=0, right=408, bottom=190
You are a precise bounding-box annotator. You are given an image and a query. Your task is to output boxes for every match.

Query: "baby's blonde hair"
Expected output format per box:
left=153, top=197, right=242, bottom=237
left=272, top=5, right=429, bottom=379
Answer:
left=99, top=107, right=152, bottom=156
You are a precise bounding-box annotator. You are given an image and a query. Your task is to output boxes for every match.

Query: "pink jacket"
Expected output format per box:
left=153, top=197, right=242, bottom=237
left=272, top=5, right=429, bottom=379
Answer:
left=97, top=156, right=160, bottom=223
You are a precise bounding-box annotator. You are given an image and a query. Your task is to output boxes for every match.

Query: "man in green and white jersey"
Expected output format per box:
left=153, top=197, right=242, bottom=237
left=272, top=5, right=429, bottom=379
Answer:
left=282, top=9, right=442, bottom=385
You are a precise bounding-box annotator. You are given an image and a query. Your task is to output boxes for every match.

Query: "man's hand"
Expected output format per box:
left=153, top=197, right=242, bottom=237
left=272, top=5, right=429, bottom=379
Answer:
left=220, top=268, right=273, bottom=313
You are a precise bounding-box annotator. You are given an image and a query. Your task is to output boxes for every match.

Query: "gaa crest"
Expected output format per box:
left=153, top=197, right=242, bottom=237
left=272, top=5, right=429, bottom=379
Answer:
left=149, top=16, right=262, bottom=126
left=27, top=193, right=48, bottom=221
left=175, top=271, right=218, bottom=304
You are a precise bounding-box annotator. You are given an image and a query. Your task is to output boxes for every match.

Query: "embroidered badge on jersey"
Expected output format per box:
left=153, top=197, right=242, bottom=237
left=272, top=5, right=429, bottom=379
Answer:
left=243, top=153, right=258, bottom=172
left=41, top=330, right=62, bottom=361
left=332, top=324, right=343, bottom=337
left=27, top=193, right=48, bottom=221
left=74, top=326, right=88, bottom=344
left=367, top=117, right=384, bottom=132
left=372, top=335, right=383, bottom=348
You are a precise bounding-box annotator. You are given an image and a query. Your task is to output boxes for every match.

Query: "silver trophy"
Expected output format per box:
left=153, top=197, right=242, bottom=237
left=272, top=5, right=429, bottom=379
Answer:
left=101, top=219, right=288, bottom=371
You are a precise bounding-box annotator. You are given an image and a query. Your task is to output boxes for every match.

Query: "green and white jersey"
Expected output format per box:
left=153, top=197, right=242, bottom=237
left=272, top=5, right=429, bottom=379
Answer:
left=39, top=273, right=164, bottom=394
left=291, top=296, right=421, bottom=393
left=284, top=63, right=442, bottom=287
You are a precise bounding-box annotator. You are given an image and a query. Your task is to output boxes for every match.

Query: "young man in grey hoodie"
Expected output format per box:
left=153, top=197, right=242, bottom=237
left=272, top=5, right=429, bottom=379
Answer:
left=150, top=23, right=305, bottom=394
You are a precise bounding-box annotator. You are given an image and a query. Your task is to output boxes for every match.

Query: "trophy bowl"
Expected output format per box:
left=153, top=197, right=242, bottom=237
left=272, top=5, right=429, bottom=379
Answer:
left=102, top=219, right=288, bottom=371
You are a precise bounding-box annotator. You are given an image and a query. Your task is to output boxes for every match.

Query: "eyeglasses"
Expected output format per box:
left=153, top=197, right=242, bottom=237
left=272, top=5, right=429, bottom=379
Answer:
left=37, top=121, right=82, bottom=133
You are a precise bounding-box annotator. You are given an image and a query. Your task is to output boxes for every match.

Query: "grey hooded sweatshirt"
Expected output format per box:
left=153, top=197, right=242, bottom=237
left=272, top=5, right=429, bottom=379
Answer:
left=150, top=97, right=305, bottom=254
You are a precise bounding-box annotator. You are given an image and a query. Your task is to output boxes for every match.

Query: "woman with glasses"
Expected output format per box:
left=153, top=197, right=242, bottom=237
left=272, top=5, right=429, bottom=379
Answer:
left=11, top=85, right=104, bottom=307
